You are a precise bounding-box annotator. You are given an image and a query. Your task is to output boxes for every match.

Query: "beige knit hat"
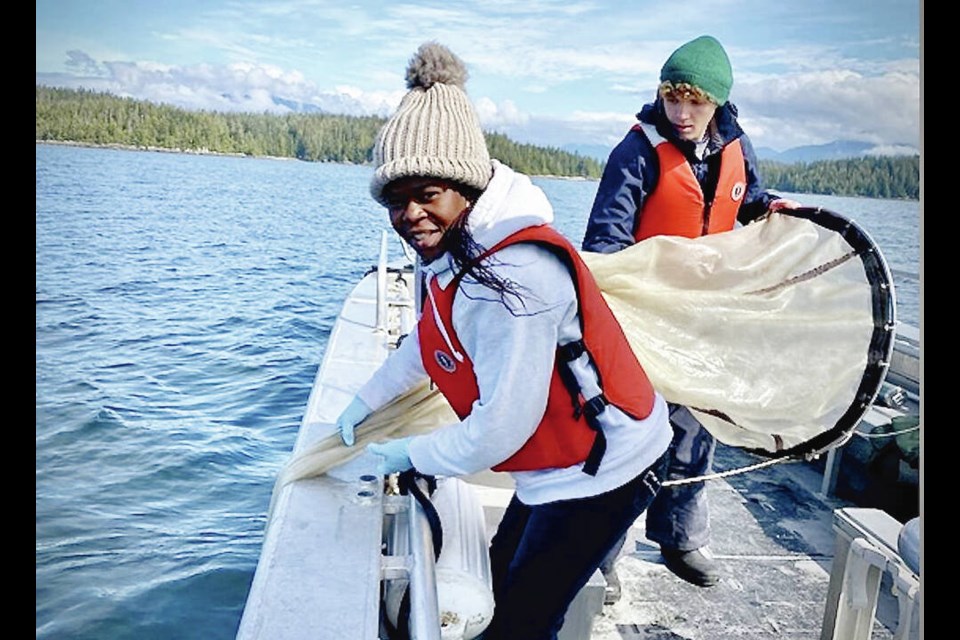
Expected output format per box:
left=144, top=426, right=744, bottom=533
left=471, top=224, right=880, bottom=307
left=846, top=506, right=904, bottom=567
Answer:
left=370, top=42, right=492, bottom=206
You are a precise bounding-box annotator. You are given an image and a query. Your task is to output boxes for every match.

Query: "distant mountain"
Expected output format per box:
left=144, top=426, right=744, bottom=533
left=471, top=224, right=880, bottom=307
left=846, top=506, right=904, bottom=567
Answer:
left=755, top=140, right=919, bottom=163
left=271, top=96, right=324, bottom=113
left=566, top=139, right=920, bottom=165
left=270, top=94, right=394, bottom=119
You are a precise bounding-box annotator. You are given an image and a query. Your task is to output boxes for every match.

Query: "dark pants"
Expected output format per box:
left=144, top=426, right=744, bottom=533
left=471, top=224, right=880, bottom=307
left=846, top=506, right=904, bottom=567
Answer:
left=482, top=453, right=668, bottom=640
left=644, top=404, right=716, bottom=551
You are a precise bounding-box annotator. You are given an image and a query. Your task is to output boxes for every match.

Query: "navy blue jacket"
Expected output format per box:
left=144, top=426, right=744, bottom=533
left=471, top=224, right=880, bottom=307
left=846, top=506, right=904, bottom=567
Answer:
left=582, top=97, right=777, bottom=254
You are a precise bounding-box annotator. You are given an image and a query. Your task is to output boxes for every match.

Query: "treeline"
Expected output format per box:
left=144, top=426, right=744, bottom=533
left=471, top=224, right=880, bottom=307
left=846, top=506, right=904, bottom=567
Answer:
left=35, top=86, right=603, bottom=179
left=759, top=156, right=919, bottom=200
left=36, top=86, right=919, bottom=199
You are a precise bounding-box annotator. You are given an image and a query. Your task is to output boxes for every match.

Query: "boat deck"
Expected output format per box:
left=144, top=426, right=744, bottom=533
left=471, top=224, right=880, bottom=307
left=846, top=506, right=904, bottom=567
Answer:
left=238, top=251, right=921, bottom=640
left=586, top=322, right=923, bottom=640
left=590, top=443, right=912, bottom=639
left=469, top=320, right=921, bottom=640
left=466, top=435, right=920, bottom=640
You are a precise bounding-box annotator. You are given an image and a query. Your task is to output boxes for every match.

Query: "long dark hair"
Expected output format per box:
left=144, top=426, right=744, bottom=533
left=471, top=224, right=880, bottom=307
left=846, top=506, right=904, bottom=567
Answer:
left=443, top=186, right=528, bottom=313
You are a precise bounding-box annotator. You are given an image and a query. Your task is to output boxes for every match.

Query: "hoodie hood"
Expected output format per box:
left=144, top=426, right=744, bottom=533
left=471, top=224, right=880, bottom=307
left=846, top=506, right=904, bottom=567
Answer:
left=422, top=160, right=554, bottom=283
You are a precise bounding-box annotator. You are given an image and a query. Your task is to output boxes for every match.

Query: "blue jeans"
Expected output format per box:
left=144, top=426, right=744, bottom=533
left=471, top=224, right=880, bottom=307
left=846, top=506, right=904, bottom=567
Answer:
left=644, top=404, right=716, bottom=551
left=482, top=452, right=668, bottom=640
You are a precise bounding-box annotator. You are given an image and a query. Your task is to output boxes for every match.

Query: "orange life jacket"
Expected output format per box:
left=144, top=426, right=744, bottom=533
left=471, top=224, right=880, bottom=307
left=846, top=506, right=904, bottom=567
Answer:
left=632, top=122, right=747, bottom=240
left=418, top=224, right=655, bottom=475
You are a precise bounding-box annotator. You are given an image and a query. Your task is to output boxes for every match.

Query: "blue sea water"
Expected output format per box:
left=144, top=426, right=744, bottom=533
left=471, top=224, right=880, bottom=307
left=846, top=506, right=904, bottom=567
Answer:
left=35, top=143, right=921, bottom=639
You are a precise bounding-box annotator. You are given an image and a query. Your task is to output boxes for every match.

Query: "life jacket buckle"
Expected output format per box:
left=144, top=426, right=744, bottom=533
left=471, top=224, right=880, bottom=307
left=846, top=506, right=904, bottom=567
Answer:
left=582, top=394, right=608, bottom=430
left=557, top=340, right=586, bottom=363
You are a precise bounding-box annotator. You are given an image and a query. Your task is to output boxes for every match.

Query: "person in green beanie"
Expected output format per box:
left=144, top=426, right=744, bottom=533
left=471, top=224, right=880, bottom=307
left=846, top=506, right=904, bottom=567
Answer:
left=582, top=35, right=800, bottom=595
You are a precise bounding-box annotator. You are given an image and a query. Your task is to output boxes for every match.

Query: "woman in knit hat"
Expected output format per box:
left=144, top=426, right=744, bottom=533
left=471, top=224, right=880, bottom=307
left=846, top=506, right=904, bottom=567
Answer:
left=582, top=35, right=800, bottom=594
left=337, top=42, right=673, bottom=639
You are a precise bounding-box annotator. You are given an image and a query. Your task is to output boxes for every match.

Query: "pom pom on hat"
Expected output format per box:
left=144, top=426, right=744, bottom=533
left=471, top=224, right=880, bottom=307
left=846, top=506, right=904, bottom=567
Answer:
left=404, top=42, right=468, bottom=90
left=370, top=42, right=492, bottom=206
left=660, top=35, right=733, bottom=105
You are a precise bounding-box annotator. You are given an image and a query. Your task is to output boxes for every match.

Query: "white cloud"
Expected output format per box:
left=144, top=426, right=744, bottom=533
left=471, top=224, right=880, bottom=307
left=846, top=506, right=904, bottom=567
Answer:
left=733, top=68, right=920, bottom=151
left=36, top=0, right=921, bottom=157
left=317, top=86, right=404, bottom=118
left=484, top=109, right=636, bottom=156
left=36, top=45, right=920, bottom=157
left=38, top=56, right=383, bottom=116
left=475, top=97, right=529, bottom=129
left=865, top=144, right=920, bottom=156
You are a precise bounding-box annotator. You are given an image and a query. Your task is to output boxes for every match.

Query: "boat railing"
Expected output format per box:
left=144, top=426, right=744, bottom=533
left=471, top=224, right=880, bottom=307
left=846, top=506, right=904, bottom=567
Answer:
left=817, top=320, right=920, bottom=499
left=376, top=231, right=390, bottom=333
left=375, top=230, right=417, bottom=341
left=383, top=478, right=443, bottom=640
left=820, top=507, right=920, bottom=640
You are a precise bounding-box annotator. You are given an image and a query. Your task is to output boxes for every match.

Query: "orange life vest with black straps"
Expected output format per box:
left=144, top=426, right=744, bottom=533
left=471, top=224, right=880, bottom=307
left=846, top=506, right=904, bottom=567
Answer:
left=418, top=224, right=655, bottom=475
left=632, top=122, right=747, bottom=240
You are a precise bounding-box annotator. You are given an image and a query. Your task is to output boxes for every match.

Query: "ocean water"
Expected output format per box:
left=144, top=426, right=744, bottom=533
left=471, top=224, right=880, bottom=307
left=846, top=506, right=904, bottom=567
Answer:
left=35, top=143, right=921, bottom=639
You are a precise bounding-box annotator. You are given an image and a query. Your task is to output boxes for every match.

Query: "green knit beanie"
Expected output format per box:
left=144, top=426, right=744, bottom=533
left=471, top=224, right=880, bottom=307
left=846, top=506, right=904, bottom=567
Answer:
left=659, top=35, right=733, bottom=105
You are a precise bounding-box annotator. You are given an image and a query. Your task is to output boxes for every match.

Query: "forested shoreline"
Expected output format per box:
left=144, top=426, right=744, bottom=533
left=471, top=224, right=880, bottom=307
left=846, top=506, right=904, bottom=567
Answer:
left=36, top=86, right=919, bottom=200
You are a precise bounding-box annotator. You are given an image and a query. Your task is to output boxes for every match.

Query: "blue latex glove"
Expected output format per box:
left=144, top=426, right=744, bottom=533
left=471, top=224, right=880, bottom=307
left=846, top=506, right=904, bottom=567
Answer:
left=337, top=396, right=372, bottom=446
left=367, top=437, right=414, bottom=475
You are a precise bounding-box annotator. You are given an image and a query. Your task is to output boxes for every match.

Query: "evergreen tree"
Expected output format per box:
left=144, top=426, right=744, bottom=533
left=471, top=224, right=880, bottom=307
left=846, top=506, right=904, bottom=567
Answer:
left=36, top=86, right=919, bottom=199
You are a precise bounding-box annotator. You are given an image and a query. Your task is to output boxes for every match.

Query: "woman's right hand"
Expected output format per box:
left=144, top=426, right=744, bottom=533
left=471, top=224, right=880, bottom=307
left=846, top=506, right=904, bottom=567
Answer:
left=336, top=396, right=372, bottom=446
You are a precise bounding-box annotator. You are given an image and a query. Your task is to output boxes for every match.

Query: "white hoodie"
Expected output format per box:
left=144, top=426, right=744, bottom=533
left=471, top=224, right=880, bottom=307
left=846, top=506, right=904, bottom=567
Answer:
left=357, top=161, right=671, bottom=505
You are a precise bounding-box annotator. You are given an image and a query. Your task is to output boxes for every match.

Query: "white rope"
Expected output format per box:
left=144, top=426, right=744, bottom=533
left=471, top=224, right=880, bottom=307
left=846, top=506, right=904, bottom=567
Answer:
left=854, top=424, right=920, bottom=439
left=661, top=455, right=801, bottom=487
left=661, top=418, right=921, bottom=487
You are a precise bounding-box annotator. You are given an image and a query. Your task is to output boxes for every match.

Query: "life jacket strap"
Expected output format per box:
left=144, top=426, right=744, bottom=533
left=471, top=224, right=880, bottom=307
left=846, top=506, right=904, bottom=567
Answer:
left=556, top=340, right=587, bottom=418
left=556, top=340, right=609, bottom=476
left=581, top=394, right=608, bottom=476
left=582, top=393, right=608, bottom=427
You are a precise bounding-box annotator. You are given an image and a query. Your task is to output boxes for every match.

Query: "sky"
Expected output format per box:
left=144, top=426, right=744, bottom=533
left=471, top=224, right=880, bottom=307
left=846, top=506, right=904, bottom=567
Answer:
left=36, top=0, right=922, bottom=156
